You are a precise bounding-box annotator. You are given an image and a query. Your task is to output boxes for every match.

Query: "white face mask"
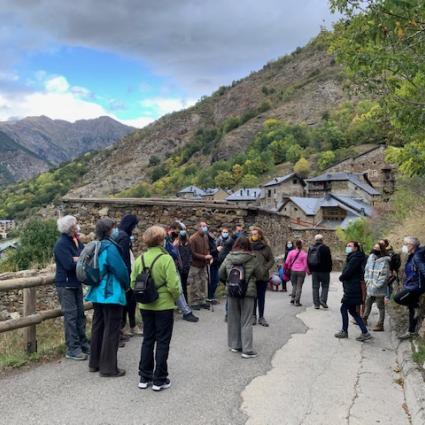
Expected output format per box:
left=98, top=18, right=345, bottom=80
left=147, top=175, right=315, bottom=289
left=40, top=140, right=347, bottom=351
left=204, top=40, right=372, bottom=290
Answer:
left=401, top=245, right=409, bottom=254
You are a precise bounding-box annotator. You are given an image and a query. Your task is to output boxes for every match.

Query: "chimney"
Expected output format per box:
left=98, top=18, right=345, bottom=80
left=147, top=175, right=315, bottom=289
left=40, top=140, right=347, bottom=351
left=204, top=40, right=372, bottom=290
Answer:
left=247, top=189, right=250, bottom=196
left=240, top=189, right=243, bottom=196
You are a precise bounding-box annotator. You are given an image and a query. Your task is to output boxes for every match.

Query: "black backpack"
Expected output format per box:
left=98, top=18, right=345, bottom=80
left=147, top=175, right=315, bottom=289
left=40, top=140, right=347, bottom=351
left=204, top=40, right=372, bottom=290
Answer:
left=227, top=264, right=248, bottom=298
left=389, top=252, right=401, bottom=273
left=134, top=254, right=164, bottom=304
left=308, top=245, right=321, bottom=268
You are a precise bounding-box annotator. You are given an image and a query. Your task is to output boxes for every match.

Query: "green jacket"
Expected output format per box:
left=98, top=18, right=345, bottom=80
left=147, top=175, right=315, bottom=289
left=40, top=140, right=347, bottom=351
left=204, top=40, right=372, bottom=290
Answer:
left=219, top=251, right=260, bottom=298
left=130, top=246, right=181, bottom=311
left=251, top=240, right=274, bottom=281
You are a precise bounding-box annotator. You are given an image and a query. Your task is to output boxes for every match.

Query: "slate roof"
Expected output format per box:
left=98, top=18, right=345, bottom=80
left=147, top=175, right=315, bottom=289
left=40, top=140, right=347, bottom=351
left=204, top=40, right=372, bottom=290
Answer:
left=305, top=172, right=380, bottom=196
left=226, top=188, right=261, bottom=202
left=0, top=239, right=18, bottom=252
left=177, top=186, right=206, bottom=197
left=263, top=173, right=304, bottom=187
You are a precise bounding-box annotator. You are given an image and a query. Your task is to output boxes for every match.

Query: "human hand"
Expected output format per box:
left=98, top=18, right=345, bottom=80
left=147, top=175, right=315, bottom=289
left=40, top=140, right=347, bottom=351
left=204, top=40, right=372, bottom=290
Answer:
left=72, top=257, right=79, bottom=262
left=217, top=246, right=223, bottom=252
left=205, top=254, right=213, bottom=260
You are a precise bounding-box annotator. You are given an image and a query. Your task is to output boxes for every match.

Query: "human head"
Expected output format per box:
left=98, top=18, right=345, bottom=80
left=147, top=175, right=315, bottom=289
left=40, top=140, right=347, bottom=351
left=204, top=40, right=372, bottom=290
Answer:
left=345, top=241, right=360, bottom=255
left=402, top=236, right=420, bottom=255
left=221, top=225, right=231, bottom=239
left=315, top=234, right=323, bottom=243
left=118, top=214, right=139, bottom=236
left=95, top=217, right=115, bottom=240
left=286, top=240, right=293, bottom=249
left=372, top=242, right=385, bottom=256
left=197, top=221, right=208, bottom=235
left=295, top=239, right=303, bottom=250
left=57, top=215, right=78, bottom=237
left=143, top=225, right=167, bottom=248
left=232, top=236, right=251, bottom=252
left=168, top=221, right=183, bottom=240
left=234, top=224, right=244, bottom=236
left=250, top=226, right=264, bottom=242
left=379, top=239, right=390, bottom=248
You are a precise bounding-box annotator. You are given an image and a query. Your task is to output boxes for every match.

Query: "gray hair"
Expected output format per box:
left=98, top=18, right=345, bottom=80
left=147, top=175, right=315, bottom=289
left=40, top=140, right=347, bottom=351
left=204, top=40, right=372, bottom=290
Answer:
left=57, top=215, right=77, bottom=234
left=315, top=234, right=323, bottom=242
left=404, top=236, right=420, bottom=246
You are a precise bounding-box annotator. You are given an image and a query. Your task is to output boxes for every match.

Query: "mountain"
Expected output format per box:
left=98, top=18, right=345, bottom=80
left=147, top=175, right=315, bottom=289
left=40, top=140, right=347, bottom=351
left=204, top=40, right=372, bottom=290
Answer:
left=68, top=35, right=351, bottom=198
left=0, top=116, right=134, bottom=185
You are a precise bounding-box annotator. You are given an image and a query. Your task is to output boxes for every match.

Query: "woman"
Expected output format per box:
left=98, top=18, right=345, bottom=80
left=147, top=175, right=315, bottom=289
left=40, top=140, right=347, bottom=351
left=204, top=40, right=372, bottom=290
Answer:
left=284, top=240, right=309, bottom=306
left=284, top=240, right=294, bottom=262
left=335, top=241, right=371, bottom=341
left=86, top=217, right=130, bottom=377
left=219, top=236, right=260, bottom=359
left=176, top=227, right=192, bottom=303
left=250, top=226, right=274, bottom=327
left=280, top=240, right=295, bottom=292
left=363, top=242, right=390, bottom=332
left=53, top=215, right=89, bottom=361
left=131, top=226, right=181, bottom=391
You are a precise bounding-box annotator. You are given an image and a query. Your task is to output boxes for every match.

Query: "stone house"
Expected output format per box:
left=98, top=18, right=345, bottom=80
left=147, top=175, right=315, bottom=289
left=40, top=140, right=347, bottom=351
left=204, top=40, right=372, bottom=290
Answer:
left=280, top=193, right=375, bottom=230
left=259, top=173, right=306, bottom=210
left=305, top=172, right=381, bottom=205
left=201, top=188, right=230, bottom=202
left=0, top=220, right=15, bottom=239
left=176, top=185, right=206, bottom=200
left=225, top=187, right=261, bottom=206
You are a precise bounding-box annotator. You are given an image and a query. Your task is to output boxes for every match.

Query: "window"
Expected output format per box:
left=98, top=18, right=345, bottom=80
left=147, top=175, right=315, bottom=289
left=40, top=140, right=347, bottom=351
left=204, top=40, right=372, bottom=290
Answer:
left=322, top=207, right=346, bottom=221
left=268, top=190, right=271, bottom=198
left=292, top=179, right=297, bottom=184
left=274, top=189, right=276, bottom=194
left=294, top=207, right=298, bottom=211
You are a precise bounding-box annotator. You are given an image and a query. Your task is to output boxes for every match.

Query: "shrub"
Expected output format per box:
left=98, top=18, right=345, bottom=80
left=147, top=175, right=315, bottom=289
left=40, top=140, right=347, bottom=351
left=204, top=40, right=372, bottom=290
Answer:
left=148, top=155, right=160, bottom=166
left=293, top=157, right=310, bottom=177
left=336, top=218, right=374, bottom=253
left=222, top=116, right=241, bottom=134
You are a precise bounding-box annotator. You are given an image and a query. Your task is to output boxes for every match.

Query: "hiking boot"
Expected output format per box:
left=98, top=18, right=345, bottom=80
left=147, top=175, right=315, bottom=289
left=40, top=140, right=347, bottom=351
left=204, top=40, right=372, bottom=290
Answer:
left=183, top=312, right=199, bottom=322
left=138, top=377, right=152, bottom=389
left=320, top=301, right=328, bottom=309
left=200, top=303, right=210, bottom=310
left=373, top=323, right=384, bottom=332
left=356, top=332, right=372, bottom=342
left=334, top=330, right=348, bottom=339
left=229, top=348, right=242, bottom=353
left=241, top=351, right=258, bottom=359
left=290, top=299, right=295, bottom=304
left=252, top=316, right=257, bottom=326
left=65, top=352, right=88, bottom=361
left=89, top=367, right=99, bottom=373
left=190, top=304, right=201, bottom=311
left=100, top=368, right=126, bottom=378
left=152, top=378, right=171, bottom=391
left=314, top=305, right=320, bottom=309
left=129, top=327, right=143, bottom=336
left=295, top=302, right=302, bottom=307
left=258, top=317, right=269, bottom=327
left=399, top=331, right=418, bottom=340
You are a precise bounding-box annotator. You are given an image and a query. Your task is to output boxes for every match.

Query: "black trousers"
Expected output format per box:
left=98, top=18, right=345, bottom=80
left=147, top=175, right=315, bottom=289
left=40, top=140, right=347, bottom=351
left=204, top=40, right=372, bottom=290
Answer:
left=139, top=309, right=174, bottom=385
left=394, top=289, right=421, bottom=333
left=180, top=271, right=189, bottom=304
left=89, top=303, right=123, bottom=374
left=253, top=280, right=268, bottom=318
left=121, top=289, right=137, bottom=329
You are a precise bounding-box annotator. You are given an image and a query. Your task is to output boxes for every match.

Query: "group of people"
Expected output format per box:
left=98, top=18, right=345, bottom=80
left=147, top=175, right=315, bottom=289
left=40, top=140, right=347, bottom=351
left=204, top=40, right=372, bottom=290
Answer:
left=53, top=213, right=425, bottom=391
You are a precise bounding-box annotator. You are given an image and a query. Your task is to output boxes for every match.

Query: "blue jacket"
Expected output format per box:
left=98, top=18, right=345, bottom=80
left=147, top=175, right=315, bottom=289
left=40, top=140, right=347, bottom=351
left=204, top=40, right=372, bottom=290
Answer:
left=53, top=234, right=84, bottom=288
left=403, top=247, right=425, bottom=293
left=85, top=239, right=130, bottom=306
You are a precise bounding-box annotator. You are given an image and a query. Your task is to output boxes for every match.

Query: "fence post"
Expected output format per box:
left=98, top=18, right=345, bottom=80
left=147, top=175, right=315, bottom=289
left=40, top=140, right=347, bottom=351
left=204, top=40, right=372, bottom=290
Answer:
left=23, top=287, right=37, bottom=353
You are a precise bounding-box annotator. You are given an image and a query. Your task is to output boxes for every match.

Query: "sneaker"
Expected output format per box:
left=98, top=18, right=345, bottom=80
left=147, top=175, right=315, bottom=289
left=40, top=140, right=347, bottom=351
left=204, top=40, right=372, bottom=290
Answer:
left=89, top=367, right=99, bottom=373
left=81, top=344, right=91, bottom=355
left=183, top=312, right=199, bottom=322
left=190, top=304, right=201, bottom=311
left=399, top=331, right=418, bottom=340
left=334, top=330, right=348, bottom=339
left=320, top=301, right=328, bottom=309
left=314, top=305, right=320, bottom=309
left=373, top=323, right=384, bottom=332
left=129, top=327, right=143, bottom=336
left=100, top=368, right=126, bottom=378
left=229, top=348, right=242, bottom=353
left=241, top=351, right=258, bottom=359
left=252, top=316, right=257, bottom=326
left=290, top=299, right=295, bottom=304
left=356, top=332, right=372, bottom=342
left=152, top=378, right=171, bottom=391
left=295, top=302, right=302, bottom=307
left=120, top=334, right=130, bottom=342
left=200, top=303, right=210, bottom=310
left=65, top=352, right=88, bottom=361
left=138, top=377, right=152, bottom=389
left=258, top=317, right=269, bottom=327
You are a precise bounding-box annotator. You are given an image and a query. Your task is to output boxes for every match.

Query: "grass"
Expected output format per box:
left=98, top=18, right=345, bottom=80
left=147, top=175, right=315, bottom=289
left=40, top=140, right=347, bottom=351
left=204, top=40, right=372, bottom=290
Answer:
left=412, top=339, right=425, bottom=366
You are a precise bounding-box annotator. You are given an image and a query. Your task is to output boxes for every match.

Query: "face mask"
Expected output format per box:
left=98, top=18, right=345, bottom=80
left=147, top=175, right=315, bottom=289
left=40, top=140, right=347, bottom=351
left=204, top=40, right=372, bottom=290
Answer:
left=111, top=228, right=119, bottom=240
left=401, top=245, right=409, bottom=254
left=287, top=243, right=292, bottom=249
left=372, top=249, right=380, bottom=256
left=130, top=236, right=135, bottom=242
left=179, top=230, right=187, bottom=238
left=222, top=232, right=229, bottom=239
left=201, top=226, right=208, bottom=234
left=76, top=225, right=81, bottom=233
left=251, top=235, right=259, bottom=242
left=345, top=246, right=353, bottom=255
left=234, top=231, right=240, bottom=238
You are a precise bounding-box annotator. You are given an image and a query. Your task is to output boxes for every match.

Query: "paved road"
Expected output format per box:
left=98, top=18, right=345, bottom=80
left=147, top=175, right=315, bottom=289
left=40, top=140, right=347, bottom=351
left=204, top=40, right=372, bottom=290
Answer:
left=0, top=283, right=308, bottom=425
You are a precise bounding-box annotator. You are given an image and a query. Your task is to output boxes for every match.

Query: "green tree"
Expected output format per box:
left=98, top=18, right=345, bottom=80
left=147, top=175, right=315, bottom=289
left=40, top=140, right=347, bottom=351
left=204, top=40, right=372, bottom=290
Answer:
left=240, top=174, right=259, bottom=187
left=215, top=171, right=235, bottom=189
left=318, top=151, right=336, bottom=171
left=336, top=218, right=374, bottom=253
left=293, top=157, right=310, bottom=177
left=286, top=145, right=303, bottom=164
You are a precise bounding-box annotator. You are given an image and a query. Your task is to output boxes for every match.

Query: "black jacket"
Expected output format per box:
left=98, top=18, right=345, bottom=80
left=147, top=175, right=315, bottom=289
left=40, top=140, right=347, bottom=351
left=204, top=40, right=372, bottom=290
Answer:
left=217, top=236, right=234, bottom=266
left=339, top=251, right=366, bottom=305
left=53, top=234, right=84, bottom=288
left=177, top=241, right=192, bottom=275
left=115, top=230, right=132, bottom=278
left=308, top=242, right=333, bottom=273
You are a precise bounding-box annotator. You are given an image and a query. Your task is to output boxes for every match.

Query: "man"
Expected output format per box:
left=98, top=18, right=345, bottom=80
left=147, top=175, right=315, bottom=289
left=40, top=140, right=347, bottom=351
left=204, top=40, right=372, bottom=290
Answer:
left=234, top=224, right=246, bottom=239
left=165, top=222, right=199, bottom=322
left=217, top=225, right=234, bottom=266
left=379, top=238, right=401, bottom=297
left=188, top=221, right=212, bottom=310
left=308, top=234, right=333, bottom=309
left=394, top=236, right=425, bottom=339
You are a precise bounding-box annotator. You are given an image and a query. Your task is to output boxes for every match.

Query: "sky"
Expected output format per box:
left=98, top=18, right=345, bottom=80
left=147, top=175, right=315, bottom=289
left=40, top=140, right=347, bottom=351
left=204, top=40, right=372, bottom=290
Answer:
left=0, top=1, right=336, bottom=128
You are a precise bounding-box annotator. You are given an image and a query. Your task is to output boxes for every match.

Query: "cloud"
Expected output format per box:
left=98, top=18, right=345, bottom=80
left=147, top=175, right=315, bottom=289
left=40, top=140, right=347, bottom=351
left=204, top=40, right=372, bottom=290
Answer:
left=0, top=0, right=336, bottom=96
left=140, top=97, right=197, bottom=117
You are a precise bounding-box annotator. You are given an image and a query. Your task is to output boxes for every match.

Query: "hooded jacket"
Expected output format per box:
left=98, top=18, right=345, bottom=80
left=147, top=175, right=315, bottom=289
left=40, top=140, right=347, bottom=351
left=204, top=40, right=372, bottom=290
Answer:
left=339, top=250, right=366, bottom=305
left=403, top=246, right=425, bottom=293
left=364, top=253, right=390, bottom=297
left=115, top=215, right=139, bottom=277
left=251, top=240, right=274, bottom=281
left=219, top=250, right=260, bottom=298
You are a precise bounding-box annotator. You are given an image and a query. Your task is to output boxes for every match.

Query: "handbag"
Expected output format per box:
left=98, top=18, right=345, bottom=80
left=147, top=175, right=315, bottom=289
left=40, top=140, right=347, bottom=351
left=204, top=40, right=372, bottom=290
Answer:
left=283, top=250, right=301, bottom=282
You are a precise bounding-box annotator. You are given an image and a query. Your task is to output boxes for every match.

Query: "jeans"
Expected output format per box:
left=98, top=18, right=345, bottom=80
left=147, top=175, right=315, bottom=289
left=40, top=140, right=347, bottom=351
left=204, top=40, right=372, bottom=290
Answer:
left=394, top=290, right=421, bottom=332
left=228, top=296, right=255, bottom=353
left=89, top=303, right=123, bottom=374
left=208, top=264, right=220, bottom=300
left=290, top=271, right=306, bottom=303
left=121, top=288, right=137, bottom=329
left=312, top=272, right=330, bottom=306
left=253, top=280, right=268, bottom=318
left=56, top=286, right=88, bottom=356
left=176, top=293, right=191, bottom=316
left=363, top=295, right=385, bottom=325
left=139, top=309, right=174, bottom=385
left=340, top=303, right=368, bottom=334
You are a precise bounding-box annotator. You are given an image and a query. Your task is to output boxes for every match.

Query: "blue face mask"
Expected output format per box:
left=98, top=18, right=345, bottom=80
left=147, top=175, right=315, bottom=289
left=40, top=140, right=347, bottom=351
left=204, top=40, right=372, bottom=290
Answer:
left=222, top=232, right=229, bottom=239
left=179, top=230, right=187, bottom=238
left=287, top=243, right=293, bottom=249
left=130, top=236, right=135, bottom=242
left=202, top=226, right=208, bottom=234
left=345, top=246, right=353, bottom=255
left=111, top=228, right=119, bottom=240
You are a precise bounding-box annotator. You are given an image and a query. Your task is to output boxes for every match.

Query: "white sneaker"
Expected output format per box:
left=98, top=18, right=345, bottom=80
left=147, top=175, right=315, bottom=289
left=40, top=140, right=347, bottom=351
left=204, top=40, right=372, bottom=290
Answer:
left=152, top=379, right=171, bottom=391
left=241, top=351, right=258, bottom=359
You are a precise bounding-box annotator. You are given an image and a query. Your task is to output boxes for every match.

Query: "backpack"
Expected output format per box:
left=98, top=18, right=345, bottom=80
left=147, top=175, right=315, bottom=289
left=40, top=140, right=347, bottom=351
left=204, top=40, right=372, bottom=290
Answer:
left=227, top=264, right=248, bottom=298
left=389, top=252, right=401, bottom=273
left=76, top=241, right=102, bottom=286
left=133, top=254, right=164, bottom=304
left=308, top=245, right=321, bottom=268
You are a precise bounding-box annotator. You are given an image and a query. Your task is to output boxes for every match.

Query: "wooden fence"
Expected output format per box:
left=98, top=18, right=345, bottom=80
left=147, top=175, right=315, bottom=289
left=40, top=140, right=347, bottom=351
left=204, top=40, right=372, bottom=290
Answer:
left=0, top=274, right=92, bottom=353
